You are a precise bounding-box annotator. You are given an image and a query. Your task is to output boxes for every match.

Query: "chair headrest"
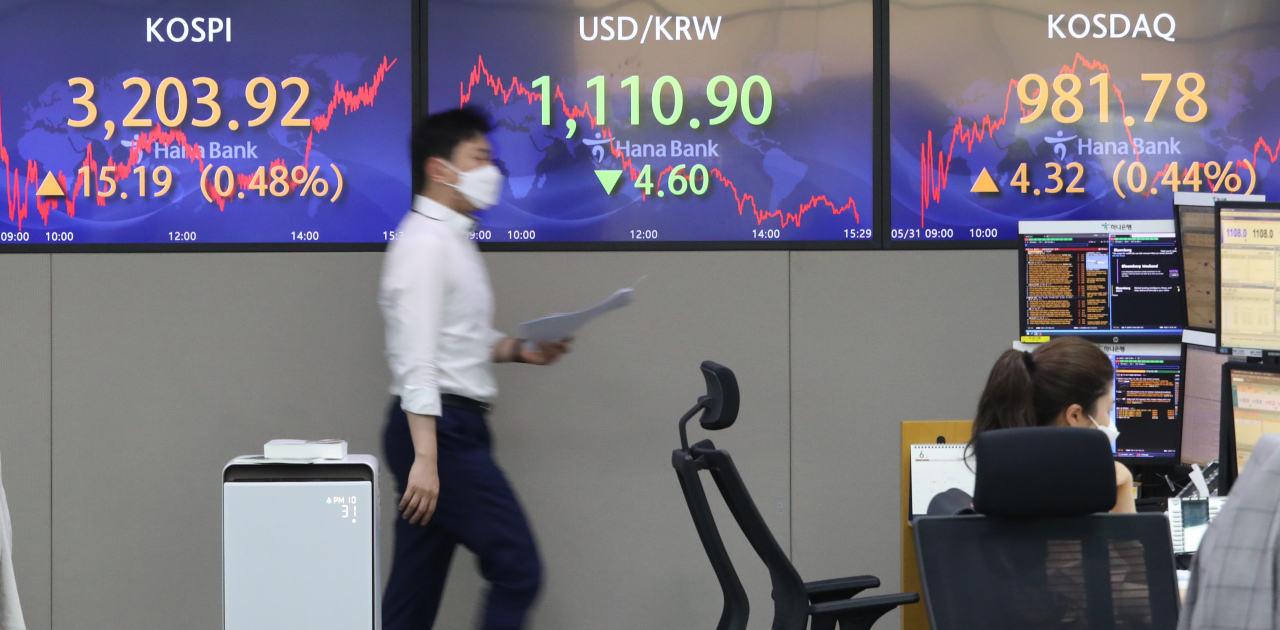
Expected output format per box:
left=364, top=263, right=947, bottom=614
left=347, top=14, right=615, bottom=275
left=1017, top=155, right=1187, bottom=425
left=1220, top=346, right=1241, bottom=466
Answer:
left=697, top=361, right=739, bottom=431
left=972, top=427, right=1116, bottom=518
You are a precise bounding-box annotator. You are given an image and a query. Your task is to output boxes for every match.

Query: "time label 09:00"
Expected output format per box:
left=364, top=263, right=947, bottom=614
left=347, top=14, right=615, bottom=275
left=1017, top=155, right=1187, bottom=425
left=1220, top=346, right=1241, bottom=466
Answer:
left=891, top=228, right=1002, bottom=239
left=470, top=230, right=537, bottom=241
left=0, top=231, right=77, bottom=242
left=892, top=228, right=956, bottom=239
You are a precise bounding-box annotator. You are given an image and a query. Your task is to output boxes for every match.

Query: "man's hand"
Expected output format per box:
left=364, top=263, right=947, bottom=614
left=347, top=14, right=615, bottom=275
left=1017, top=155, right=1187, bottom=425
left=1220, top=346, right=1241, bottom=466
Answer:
left=400, top=411, right=439, bottom=525
left=520, top=338, right=573, bottom=365
left=400, top=455, right=440, bottom=525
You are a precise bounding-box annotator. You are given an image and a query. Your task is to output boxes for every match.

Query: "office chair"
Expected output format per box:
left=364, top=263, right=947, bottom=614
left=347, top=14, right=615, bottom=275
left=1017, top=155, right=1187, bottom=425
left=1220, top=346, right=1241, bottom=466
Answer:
left=913, top=427, right=1180, bottom=630
left=672, top=361, right=918, bottom=630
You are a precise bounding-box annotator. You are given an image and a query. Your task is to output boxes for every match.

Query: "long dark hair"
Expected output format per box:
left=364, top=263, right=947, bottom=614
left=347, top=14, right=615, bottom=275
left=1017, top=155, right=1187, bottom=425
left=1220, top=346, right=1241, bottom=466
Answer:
left=971, top=337, right=1113, bottom=442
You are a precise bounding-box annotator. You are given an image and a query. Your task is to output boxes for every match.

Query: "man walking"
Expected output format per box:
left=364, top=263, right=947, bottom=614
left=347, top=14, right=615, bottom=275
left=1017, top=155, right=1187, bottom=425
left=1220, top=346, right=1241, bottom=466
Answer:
left=379, top=107, right=570, bottom=630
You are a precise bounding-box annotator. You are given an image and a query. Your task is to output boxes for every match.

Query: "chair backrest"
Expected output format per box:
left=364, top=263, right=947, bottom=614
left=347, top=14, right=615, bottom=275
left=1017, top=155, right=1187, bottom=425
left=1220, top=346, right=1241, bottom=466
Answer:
left=918, top=427, right=1178, bottom=630
left=671, top=444, right=750, bottom=630
left=972, top=426, right=1117, bottom=518
left=670, top=361, right=749, bottom=630
left=672, top=361, right=806, bottom=630
left=914, top=513, right=1179, bottom=630
left=692, top=442, right=809, bottom=630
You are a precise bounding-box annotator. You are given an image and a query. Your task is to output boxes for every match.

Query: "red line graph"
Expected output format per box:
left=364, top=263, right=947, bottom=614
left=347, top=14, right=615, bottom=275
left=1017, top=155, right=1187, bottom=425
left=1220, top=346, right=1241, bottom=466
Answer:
left=918, top=52, right=1280, bottom=227
left=459, top=55, right=859, bottom=228
left=0, top=56, right=396, bottom=226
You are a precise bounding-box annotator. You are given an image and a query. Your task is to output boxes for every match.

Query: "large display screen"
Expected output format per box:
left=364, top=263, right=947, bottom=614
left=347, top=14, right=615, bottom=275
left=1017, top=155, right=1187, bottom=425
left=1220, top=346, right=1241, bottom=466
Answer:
left=890, top=0, right=1280, bottom=245
left=426, top=0, right=874, bottom=246
left=0, top=0, right=411, bottom=248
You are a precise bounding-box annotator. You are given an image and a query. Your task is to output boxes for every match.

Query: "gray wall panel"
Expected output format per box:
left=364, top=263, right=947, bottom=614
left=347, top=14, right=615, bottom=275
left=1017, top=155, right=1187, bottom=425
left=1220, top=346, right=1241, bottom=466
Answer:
left=51, top=253, right=389, bottom=630
left=24, top=245, right=1024, bottom=630
left=0, top=255, right=51, bottom=630
left=45, top=249, right=791, bottom=630
left=788, top=250, right=1018, bottom=627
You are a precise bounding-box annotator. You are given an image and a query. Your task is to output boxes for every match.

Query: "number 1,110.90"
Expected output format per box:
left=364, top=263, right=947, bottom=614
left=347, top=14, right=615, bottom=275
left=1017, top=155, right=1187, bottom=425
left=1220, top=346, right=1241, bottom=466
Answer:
left=529, top=75, right=773, bottom=128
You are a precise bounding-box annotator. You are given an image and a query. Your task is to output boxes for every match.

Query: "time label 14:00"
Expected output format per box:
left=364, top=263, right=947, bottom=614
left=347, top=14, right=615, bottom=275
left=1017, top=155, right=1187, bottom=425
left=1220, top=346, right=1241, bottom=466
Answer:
left=530, top=74, right=773, bottom=129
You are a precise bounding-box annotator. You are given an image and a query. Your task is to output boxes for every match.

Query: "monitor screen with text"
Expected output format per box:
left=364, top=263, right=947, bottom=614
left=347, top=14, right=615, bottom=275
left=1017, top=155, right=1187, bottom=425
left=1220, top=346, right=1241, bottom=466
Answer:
left=1021, top=220, right=1184, bottom=342
left=1109, top=345, right=1183, bottom=462
left=1219, top=205, right=1280, bottom=352
left=1226, top=365, right=1280, bottom=476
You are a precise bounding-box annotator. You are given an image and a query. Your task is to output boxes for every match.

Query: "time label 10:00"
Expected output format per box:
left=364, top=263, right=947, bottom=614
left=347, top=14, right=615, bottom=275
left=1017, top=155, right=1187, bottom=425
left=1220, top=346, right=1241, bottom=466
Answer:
left=0, top=232, right=74, bottom=243
left=530, top=74, right=772, bottom=129
left=1017, top=71, right=1206, bottom=125
left=469, top=230, right=537, bottom=241
left=66, top=75, right=315, bottom=135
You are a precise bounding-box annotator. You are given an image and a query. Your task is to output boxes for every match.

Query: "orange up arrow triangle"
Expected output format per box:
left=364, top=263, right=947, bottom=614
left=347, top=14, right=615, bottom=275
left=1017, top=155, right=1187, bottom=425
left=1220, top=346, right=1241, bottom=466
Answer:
left=970, top=168, right=1000, bottom=194
left=36, top=172, right=65, bottom=198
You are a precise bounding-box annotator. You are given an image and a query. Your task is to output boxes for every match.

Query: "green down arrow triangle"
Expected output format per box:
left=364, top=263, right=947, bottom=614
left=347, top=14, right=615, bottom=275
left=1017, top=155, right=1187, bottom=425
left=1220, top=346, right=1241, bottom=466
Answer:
left=595, top=170, right=623, bottom=195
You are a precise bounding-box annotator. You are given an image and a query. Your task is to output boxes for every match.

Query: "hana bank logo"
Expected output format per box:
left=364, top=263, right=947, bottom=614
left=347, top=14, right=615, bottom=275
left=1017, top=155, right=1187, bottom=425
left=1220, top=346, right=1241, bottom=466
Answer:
left=583, top=132, right=613, bottom=164
left=1045, top=130, right=1078, bottom=162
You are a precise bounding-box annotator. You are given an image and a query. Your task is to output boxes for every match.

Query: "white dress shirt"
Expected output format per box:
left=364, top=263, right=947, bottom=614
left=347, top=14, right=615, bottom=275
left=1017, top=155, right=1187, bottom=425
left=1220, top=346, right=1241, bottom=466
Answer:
left=379, top=195, right=505, bottom=417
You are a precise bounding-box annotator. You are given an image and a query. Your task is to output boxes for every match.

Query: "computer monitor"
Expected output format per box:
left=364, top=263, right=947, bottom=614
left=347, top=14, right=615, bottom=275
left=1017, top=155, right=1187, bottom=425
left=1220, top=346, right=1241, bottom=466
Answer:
left=1106, top=343, right=1185, bottom=463
left=1179, top=343, right=1230, bottom=466
left=1218, top=361, right=1280, bottom=495
left=1174, top=193, right=1265, bottom=334
left=1178, top=206, right=1219, bottom=333
left=1217, top=201, right=1280, bottom=357
left=1020, top=221, right=1185, bottom=343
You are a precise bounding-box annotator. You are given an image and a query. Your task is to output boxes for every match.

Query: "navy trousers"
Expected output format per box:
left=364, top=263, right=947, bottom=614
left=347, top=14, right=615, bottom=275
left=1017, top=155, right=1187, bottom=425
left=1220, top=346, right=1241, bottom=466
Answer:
left=382, top=400, right=542, bottom=630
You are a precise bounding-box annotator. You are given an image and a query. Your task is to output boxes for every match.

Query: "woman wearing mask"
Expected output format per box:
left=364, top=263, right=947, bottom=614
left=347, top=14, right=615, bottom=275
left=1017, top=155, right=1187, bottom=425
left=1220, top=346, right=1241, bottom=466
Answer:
left=970, top=336, right=1134, bottom=513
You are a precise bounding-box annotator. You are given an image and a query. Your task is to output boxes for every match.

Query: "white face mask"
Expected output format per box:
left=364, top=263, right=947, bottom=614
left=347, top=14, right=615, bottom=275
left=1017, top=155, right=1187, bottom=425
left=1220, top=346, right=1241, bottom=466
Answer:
left=437, top=159, right=503, bottom=210
left=1089, top=414, right=1121, bottom=445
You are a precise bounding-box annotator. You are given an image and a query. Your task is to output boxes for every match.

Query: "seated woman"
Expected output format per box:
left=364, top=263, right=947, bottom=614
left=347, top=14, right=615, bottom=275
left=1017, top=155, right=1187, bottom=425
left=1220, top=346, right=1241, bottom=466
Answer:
left=969, top=336, right=1134, bottom=514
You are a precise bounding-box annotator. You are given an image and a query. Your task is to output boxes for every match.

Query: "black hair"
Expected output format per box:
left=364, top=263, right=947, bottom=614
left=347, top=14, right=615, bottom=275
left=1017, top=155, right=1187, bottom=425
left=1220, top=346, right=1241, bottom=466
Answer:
left=410, top=106, right=494, bottom=193
left=971, top=336, right=1113, bottom=443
